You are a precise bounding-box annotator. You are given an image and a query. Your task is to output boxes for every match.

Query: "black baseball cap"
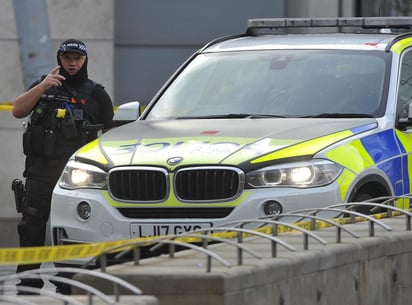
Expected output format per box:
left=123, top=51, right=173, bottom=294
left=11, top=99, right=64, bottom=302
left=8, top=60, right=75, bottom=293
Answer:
left=58, top=39, right=87, bottom=56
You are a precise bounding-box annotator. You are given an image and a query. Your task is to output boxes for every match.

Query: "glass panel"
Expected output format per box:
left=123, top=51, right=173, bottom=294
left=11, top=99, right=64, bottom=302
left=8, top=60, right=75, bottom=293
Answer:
left=147, top=50, right=389, bottom=119
left=361, top=0, right=412, bottom=16
left=398, top=51, right=412, bottom=118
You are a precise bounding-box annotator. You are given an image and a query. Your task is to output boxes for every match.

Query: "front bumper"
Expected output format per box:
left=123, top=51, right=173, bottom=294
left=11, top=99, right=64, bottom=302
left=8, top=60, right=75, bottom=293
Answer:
left=50, top=182, right=342, bottom=247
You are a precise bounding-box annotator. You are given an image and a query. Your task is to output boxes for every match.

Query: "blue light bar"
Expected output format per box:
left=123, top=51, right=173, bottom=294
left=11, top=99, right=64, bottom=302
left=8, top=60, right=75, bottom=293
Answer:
left=247, top=17, right=412, bottom=30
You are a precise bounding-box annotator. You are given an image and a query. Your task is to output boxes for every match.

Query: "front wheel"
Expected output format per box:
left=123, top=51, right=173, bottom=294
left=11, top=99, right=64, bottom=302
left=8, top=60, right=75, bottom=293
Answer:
left=351, top=193, right=387, bottom=215
left=350, top=193, right=375, bottom=215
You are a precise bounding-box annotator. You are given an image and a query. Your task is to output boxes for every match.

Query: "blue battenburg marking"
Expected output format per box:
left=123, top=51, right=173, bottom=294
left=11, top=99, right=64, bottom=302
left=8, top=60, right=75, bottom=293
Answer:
left=361, top=129, right=405, bottom=195
left=376, top=158, right=403, bottom=195
left=350, top=122, right=378, bottom=134
left=401, top=155, right=410, bottom=196
left=360, top=129, right=399, bottom=163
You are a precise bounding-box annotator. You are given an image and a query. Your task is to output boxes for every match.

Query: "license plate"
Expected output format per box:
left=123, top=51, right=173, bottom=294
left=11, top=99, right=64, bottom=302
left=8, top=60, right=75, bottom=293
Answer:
left=131, top=223, right=213, bottom=238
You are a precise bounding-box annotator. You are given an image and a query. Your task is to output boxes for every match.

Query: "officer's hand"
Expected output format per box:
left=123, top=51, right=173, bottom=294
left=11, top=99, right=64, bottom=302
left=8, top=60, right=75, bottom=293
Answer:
left=41, top=66, right=66, bottom=90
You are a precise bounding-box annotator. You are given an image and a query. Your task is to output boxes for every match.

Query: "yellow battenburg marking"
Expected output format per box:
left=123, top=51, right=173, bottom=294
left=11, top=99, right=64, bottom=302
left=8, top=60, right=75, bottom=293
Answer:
left=77, top=140, right=109, bottom=165
left=251, top=130, right=353, bottom=164
left=96, top=137, right=300, bottom=167
left=325, top=139, right=374, bottom=202
left=394, top=130, right=412, bottom=209
left=325, top=139, right=374, bottom=174
left=391, top=37, right=412, bottom=54
left=99, top=139, right=140, bottom=166
left=335, top=169, right=357, bottom=202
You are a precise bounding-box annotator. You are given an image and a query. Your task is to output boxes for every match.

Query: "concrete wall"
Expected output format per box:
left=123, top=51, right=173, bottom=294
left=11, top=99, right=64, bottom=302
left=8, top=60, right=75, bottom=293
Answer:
left=0, top=111, right=24, bottom=247
left=0, top=0, right=24, bottom=103
left=0, top=0, right=114, bottom=102
left=73, top=217, right=412, bottom=305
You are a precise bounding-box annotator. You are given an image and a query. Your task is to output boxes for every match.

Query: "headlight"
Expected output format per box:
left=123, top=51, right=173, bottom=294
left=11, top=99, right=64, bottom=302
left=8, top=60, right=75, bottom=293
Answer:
left=59, top=160, right=107, bottom=189
left=246, top=159, right=342, bottom=188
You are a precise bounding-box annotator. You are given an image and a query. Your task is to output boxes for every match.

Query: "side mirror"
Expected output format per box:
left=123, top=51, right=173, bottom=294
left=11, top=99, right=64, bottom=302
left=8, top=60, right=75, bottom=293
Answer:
left=113, top=101, right=141, bottom=126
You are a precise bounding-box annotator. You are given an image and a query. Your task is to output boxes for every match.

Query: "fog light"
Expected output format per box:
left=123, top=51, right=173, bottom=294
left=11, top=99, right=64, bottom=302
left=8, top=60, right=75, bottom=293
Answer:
left=263, top=200, right=282, bottom=216
left=77, top=201, right=91, bottom=220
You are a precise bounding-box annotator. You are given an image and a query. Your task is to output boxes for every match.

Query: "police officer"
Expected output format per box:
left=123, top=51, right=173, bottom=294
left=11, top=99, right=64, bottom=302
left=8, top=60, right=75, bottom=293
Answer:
left=12, top=39, right=114, bottom=294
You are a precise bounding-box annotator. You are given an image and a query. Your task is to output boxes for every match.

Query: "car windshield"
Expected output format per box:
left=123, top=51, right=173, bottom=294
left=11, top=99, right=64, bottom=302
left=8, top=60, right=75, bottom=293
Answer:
left=145, top=50, right=390, bottom=119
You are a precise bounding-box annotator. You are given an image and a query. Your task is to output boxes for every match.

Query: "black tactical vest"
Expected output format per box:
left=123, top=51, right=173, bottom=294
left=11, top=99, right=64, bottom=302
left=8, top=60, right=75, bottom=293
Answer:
left=23, top=79, right=98, bottom=160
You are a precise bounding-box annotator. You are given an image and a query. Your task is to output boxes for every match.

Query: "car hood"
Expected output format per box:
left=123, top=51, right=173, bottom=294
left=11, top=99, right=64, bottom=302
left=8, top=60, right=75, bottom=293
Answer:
left=76, top=118, right=377, bottom=169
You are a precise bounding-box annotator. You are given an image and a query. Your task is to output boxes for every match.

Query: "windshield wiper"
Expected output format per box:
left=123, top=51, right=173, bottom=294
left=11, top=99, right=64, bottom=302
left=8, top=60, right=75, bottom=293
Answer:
left=176, top=114, right=286, bottom=119
left=301, top=113, right=374, bottom=118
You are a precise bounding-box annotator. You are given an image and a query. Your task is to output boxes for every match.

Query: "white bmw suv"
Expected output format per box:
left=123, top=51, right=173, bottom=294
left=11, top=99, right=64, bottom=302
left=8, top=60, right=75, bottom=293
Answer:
left=51, top=17, right=412, bottom=261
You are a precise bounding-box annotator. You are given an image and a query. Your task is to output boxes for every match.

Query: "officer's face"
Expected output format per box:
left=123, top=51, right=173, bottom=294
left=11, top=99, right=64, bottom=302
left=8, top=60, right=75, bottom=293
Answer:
left=59, top=53, right=86, bottom=75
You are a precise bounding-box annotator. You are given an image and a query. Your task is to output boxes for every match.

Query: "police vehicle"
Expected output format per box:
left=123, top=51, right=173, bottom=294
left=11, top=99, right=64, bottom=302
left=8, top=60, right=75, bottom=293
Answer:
left=51, top=17, right=412, bottom=249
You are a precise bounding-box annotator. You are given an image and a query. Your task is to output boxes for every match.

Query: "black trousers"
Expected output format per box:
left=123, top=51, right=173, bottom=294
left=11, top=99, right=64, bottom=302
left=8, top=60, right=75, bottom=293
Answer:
left=16, top=178, right=54, bottom=289
left=16, top=158, right=66, bottom=291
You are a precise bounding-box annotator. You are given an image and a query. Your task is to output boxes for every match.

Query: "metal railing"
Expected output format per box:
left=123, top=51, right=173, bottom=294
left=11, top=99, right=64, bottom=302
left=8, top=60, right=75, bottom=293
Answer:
left=2, top=199, right=412, bottom=303
left=0, top=267, right=142, bottom=304
left=76, top=201, right=412, bottom=274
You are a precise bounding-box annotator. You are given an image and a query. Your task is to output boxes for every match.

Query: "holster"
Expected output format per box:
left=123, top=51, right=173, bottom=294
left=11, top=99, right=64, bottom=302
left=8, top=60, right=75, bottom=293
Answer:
left=11, top=179, right=26, bottom=213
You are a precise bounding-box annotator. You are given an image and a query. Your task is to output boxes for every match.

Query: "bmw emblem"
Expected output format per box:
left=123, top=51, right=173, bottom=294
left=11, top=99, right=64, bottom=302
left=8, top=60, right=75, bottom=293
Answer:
left=167, top=157, right=183, bottom=166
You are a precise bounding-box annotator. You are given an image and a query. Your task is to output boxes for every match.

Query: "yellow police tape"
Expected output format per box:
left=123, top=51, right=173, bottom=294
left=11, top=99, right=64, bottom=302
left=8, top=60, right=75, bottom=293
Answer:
left=0, top=103, right=13, bottom=111
left=0, top=212, right=394, bottom=265
left=0, top=103, right=119, bottom=112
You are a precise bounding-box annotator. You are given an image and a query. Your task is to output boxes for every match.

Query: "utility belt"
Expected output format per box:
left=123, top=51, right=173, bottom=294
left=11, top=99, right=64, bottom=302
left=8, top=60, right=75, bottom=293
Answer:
left=23, top=121, right=103, bottom=158
left=23, top=98, right=103, bottom=158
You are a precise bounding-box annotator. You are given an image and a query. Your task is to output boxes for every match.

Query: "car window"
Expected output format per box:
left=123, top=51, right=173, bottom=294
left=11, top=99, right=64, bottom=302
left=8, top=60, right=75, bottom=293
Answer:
left=146, top=50, right=389, bottom=119
left=397, top=49, right=412, bottom=118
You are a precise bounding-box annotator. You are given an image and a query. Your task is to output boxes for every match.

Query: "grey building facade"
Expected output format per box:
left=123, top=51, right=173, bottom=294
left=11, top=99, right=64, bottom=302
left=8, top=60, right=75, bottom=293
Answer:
left=114, top=0, right=285, bottom=105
